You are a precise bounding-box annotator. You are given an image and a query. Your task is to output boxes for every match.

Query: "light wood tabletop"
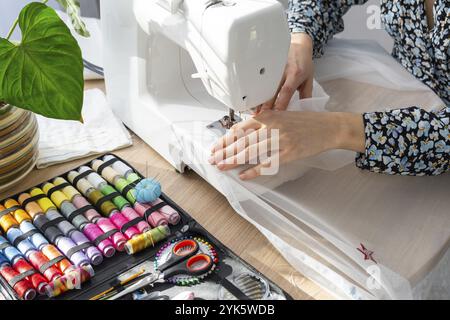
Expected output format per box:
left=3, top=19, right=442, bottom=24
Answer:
left=0, top=80, right=333, bottom=300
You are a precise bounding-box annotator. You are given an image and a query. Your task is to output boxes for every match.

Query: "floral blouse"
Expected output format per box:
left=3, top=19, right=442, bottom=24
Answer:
left=288, top=0, right=449, bottom=175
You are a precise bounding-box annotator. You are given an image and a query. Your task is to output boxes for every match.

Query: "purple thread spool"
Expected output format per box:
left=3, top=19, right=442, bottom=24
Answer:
left=56, top=237, right=90, bottom=267
left=121, top=206, right=150, bottom=233
left=96, top=218, right=126, bottom=251
left=72, top=195, right=101, bottom=223
left=133, top=202, right=168, bottom=227
left=109, top=212, right=140, bottom=240
left=70, top=230, right=103, bottom=266
left=83, top=223, right=115, bottom=258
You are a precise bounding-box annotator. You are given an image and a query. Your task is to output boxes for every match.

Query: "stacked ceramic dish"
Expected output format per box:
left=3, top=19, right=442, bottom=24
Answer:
left=0, top=102, right=39, bottom=192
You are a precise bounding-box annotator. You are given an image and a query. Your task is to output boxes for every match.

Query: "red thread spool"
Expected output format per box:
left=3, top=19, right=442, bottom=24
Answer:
left=13, top=258, right=48, bottom=295
left=28, top=250, right=62, bottom=281
left=0, top=265, right=36, bottom=300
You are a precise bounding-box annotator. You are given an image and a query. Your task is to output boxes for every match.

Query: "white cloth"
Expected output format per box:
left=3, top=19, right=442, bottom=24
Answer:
left=36, top=89, right=132, bottom=168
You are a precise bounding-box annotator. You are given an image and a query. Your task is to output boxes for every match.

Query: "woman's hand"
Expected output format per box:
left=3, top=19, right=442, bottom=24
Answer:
left=209, top=111, right=365, bottom=180
left=257, top=33, right=315, bottom=112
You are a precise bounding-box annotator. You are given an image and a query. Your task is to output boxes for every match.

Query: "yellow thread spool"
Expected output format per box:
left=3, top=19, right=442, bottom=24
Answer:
left=30, top=188, right=55, bottom=213
left=42, top=182, right=67, bottom=209
left=0, top=204, right=19, bottom=232
left=88, top=190, right=116, bottom=216
left=4, top=199, right=31, bottom=223
left=124, top=225, right=170, bottom=255
left=53, top=177, right=80, bottom=200
left=18, top=193, right=43, bottom=219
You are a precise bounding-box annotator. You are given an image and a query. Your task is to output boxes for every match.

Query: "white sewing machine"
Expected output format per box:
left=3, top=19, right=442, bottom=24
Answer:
left=100, top=0, right=289, bottom=172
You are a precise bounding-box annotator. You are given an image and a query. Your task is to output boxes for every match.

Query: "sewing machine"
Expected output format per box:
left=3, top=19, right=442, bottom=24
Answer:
left=100, top=0, right=289, bottom=172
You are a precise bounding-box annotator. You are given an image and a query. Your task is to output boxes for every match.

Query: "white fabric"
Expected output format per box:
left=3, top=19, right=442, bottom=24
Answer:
left=171, top=39, right=449, bottom=299
left=36, top=89, right=132, bottom=169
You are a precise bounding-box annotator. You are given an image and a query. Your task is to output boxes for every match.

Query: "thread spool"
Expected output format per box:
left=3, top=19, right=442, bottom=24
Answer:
left=4, top=199, right=31, bottom=224
left=0, top=204, right=19, bottom=232
left=45, top=265, right=94, bottom=298
left=56, top=237, right=91, bottom=267
left=99, top=184, right=129, bottom=210
left=46, top=209, right=77, bottom=236
left=53, top=177, right=81, bottom=200
left=6, top=227, right=36, bottom=257
left=121, top=207, right=150, bottom=233
left=13, top=258, right=48, bottom=294
left=96, top=218, right=126, bottom=251
left=70, top=195, right=101, bottom=222
left=33, top=214, right=64, bottom=243
left=103, top=155, right=135, bottom=180
left=43, top=181, right=114, bottom=258
left=40, top=244, right=73, bottom=274
left=27, top=250, right=63, bottom=281
left=68, top=171, right=141, bottom=238
left=43, top=182, right=89, bottom=230
left=133, top=202, right=168, bottom=227
left=0, top=235, right=22, bottom=264
left=19, top=221, right=48, bottom=250
left=29, top=188, right=55, bottom=213
left=91, top=160, right=137, bottom=203
left=18, top=193, right=43, bottom=219
left=124, top=225, right=171, bottom=255
left=0, top=258, right=36, bottom=300
left=56, top=180, right=125, bottom=251
left=109, top=213, right=140, bottom=240
left=83, top=223, right=115, bottom=258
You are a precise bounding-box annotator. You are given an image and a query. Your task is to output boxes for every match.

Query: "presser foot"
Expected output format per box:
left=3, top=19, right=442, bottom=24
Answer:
left=206, top=111, right=242, bottom=135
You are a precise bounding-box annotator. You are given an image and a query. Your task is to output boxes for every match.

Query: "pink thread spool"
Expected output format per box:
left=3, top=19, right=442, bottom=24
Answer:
left=134, top=202, right=168, bottom=227
left=152, top=199, right=180, bottom=225
left=121, top=207, right=150, bottom=233
left=109, top=213, right=140, bottom=240
left=83, top=223, right=115, bottom=258
left=96, top=218, right=127, bottom=251
left=71, top=195, right=101, bottom=222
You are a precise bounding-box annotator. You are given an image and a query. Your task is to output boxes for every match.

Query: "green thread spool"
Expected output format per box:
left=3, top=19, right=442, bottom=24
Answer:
left=99, top=185, right=129, bottom=210
left=125, top=172, right=140, bottom=184
left=114, top=177, right=136, bottom=204
left=88, top=190, right=116, bottom=216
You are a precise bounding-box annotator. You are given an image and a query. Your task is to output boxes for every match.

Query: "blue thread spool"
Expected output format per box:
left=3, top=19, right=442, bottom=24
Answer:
left=20, top=221, right=48, bottom=250
left=0, top=236, right=22, bottom=263
left=0, top=252, right=9, bottom=267
left=6, top=228, right=36, bottom=257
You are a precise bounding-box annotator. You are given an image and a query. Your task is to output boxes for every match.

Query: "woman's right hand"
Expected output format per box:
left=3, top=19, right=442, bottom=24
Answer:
left=257, top=33, right=315, bottom=112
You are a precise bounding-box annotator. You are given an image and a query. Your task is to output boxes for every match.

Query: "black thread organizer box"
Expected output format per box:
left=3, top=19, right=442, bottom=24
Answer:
left=0, top=154, right=292, bottom=300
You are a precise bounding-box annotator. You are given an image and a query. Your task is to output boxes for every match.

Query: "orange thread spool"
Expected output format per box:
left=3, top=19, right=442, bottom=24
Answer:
left=18, top=193, right=44, bottom=219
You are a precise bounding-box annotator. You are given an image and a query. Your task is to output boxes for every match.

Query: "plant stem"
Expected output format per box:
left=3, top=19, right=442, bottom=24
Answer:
left=6, top=0, right=49, bottom=40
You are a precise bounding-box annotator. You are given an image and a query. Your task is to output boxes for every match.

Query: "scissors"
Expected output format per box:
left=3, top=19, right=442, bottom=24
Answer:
left=109, top=239, right=213, bottom=300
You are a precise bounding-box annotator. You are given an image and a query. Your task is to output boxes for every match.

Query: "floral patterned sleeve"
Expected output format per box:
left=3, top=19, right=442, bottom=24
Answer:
left=287, top=0, right=368, bottom=58
left=356, top=107, right=450, bottom=176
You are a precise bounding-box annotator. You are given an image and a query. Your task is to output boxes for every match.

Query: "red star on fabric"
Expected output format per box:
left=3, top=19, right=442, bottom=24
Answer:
left=357, top=243, right=377, bottom=264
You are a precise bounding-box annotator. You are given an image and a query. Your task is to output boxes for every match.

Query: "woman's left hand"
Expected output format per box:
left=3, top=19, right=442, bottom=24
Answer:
left=209, top=110, right=365, bottom=180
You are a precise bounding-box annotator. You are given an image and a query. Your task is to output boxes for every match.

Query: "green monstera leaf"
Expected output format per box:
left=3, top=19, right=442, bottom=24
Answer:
left=0, top=2, right=84, bottom=121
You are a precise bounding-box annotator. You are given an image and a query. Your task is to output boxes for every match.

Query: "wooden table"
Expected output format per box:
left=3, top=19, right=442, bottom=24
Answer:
left=0, top=80, right=333, bottom=300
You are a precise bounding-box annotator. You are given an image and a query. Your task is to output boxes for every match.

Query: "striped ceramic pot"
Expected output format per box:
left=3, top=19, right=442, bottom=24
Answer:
left=0, top=102, right=39, bottom=192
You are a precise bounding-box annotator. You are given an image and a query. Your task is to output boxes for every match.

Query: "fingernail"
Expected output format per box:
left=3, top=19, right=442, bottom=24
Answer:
left=217, top=161, right=225, bottom=169
left=208, top=156, right=215, bottom=164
